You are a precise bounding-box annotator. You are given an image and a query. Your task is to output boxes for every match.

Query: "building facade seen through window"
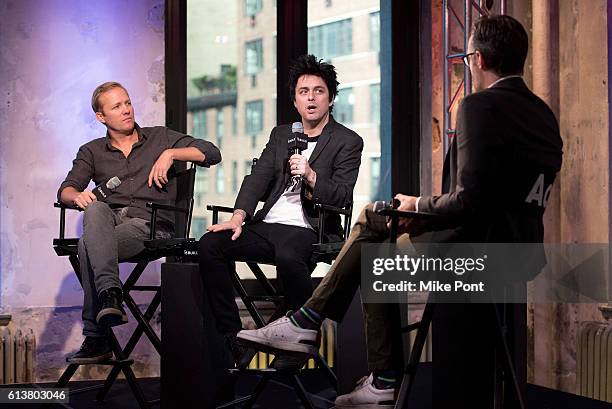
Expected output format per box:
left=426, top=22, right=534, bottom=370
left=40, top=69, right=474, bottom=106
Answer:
left=187, top=0, right=383, bottom=278
left=309, top=18, right=353, bottom=59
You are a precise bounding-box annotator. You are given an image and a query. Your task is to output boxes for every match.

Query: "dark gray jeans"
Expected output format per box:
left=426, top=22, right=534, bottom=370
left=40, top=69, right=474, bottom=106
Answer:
left=78, top=201, right=170, bottom=337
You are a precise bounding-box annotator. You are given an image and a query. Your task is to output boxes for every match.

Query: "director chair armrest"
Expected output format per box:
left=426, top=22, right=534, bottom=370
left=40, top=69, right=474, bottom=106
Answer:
left=206, top=204, right=236, bottom=224
left=375, top=208, right=447, bottom=243
left=54, top=202, right=81, bottom=240
left=314, top=202, right=353, bottom=244
left=314, top=203, right=352, bottom=216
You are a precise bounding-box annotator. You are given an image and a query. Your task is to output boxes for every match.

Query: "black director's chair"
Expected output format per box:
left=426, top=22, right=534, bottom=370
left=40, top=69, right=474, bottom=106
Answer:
left=52, top=164, right=196, bottom=409
left=206, top=199, right=352, bottom=409
left=376, top=206, right=526, bottom=409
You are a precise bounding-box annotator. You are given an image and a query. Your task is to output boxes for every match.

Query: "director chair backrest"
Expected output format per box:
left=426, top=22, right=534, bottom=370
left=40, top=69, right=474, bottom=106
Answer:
left=170, top=162, right=196, bottom=239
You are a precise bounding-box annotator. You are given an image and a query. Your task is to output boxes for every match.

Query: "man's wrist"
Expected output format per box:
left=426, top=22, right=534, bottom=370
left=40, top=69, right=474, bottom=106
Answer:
left=304, top=169, right=317, bottom=186
left=165, top=148, right=176, bottom=160
left=233, top=209, right=247, bottom=223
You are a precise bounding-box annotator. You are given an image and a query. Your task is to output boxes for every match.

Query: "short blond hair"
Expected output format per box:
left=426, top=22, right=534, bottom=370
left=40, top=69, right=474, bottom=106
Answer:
left=91, top=81, right=128, bottom=113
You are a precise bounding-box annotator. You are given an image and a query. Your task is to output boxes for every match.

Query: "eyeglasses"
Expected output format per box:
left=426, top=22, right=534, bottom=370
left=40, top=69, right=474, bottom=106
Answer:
left=462, top=52, right=476, bottom=67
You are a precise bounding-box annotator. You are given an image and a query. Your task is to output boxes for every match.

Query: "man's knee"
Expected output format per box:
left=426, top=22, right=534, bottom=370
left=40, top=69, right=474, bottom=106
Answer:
left=198, top=231, right=229, bottom=260
left=82, top=201, right=112, bottom=223
left=357, top=203, right=374, bottom=222
left=274, top=250, right=311, bottom=271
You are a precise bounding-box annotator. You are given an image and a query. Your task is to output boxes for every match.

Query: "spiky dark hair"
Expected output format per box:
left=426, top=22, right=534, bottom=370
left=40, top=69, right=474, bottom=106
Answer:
left=288, top=54, right=339, bottom=105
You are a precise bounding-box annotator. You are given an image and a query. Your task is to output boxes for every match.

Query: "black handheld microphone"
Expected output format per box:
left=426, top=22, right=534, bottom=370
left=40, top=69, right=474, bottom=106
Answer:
left=92, top=176, right=122, bottom=201
left=288, top=122, right=308, bottom=155
left=372, top=198, right=401, bottom=213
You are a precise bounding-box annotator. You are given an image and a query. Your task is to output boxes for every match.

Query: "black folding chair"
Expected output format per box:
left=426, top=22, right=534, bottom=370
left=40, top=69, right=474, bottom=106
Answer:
left=377, top=207, right=525, bottom=409
left=206, top=200, right=352, bottom=409
left=52, top=164, right=197, bottom=409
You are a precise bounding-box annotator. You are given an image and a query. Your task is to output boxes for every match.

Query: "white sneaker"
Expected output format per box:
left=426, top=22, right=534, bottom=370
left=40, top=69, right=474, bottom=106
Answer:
left=334, top=373, right=396, bottom=409
left=236, top=316, right=319, bottom=356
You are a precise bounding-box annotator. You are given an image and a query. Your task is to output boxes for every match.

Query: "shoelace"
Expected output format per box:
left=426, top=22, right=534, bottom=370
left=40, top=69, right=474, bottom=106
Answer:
left=353, top=375, right=371, bottom=391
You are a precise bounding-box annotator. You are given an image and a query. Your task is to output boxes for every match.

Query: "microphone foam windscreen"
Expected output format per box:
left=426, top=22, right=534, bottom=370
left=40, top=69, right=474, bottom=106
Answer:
left=106, top=176, right=122, bottom=189
left=292, top=122, right=304, bottom=134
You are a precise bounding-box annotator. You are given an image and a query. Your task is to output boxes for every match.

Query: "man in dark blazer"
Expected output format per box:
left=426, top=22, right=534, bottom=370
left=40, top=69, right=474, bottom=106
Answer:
left=400, top=14, right=563, bottom=409
left=198, top=54, right=363, bottom=365
left=237, top=15, right=563, bottom=409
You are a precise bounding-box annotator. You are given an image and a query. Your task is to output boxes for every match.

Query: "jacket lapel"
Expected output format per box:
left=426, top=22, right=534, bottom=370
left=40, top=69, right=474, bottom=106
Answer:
left=307, top=117, right=335, bottom=165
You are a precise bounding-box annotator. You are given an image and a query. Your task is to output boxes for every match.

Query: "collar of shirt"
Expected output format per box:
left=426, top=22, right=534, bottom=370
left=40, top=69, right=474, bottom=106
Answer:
left=104, top=123, right=148, bottom=151
left=488, top=75, right=523, bottom=89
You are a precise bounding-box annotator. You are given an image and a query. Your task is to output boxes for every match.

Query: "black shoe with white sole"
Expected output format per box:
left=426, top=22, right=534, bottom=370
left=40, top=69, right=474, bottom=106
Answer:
left=66, top=336, right=113, bottom=364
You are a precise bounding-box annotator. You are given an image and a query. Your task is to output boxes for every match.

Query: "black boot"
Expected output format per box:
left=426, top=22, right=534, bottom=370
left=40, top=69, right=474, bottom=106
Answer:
left=96, top=287, right=128, bottom=327
left=67, top=336, right=112, bottom=364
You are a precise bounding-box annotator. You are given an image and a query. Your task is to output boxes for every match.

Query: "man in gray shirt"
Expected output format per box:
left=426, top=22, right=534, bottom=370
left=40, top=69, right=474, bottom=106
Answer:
left=58, top=82, right=221, bottom=363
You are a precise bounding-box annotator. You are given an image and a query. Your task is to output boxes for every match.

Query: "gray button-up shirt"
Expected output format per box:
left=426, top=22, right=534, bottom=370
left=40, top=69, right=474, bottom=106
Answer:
left=58, top=124, right=221, bottom=229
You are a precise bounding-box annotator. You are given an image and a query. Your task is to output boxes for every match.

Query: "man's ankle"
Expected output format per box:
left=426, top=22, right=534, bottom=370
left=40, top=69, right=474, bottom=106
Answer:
left=373, top=369, right=400, bottom=389
left=289, top=307, right=323, bottom=330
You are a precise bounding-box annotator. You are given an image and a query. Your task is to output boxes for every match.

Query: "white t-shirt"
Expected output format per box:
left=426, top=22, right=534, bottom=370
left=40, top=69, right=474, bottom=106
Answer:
left=263, top=137, right=319, bottom=229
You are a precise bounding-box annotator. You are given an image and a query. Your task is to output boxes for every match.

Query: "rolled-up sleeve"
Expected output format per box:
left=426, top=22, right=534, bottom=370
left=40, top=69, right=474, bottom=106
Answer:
left=57, top=145, right=95, bottom=201
left=167, top=128, right=222, bottom=167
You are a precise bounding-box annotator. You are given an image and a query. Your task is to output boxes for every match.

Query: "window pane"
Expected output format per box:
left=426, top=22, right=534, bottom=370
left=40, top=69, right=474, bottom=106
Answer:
left=216, top=109, right=224, bottom=148
left=197, top=172, right=209, bottom=195
left=308, top=18, right=352, bottom=59
left=245, top=0, right=262, bottom=17
left=370, top=11, right=380, bottom=52
left=192, top=111, right=208, bottom=138
left=216, top=164, right=225, bottom=194
left=245, top=100, right=264, bottom=134
left=334, top=87, right=354, bottom=125
left=370, top=83, right=380, bottom=124
left=245, top=39, right=263, bottom=75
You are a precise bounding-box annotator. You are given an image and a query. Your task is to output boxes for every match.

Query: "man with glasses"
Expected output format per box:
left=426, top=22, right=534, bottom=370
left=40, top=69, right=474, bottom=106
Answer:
left=238, top=15, right=563, bottom=408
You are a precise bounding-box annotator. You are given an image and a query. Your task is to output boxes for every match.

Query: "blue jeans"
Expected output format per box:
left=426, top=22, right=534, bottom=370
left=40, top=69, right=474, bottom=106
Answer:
left=78, top=202, right=171, bottom=337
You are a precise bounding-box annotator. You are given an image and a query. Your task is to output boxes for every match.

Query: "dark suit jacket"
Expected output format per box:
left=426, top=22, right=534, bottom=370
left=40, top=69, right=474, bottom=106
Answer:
left=420, top=77, right=563, bottom=251
left=234, top=116, right=363, bottom=240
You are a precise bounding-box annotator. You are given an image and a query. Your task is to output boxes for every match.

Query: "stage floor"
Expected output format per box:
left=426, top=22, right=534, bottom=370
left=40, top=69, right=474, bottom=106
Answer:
left=1, top=364, right=610, bottom=409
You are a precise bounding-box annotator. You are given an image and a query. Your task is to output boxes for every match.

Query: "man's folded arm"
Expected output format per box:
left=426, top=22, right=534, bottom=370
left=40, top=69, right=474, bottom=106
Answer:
left=167, top=128, right=222, bottom=167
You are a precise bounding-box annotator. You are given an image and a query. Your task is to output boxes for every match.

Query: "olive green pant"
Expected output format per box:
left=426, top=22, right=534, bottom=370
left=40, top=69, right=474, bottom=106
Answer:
left=305, top=203, right=411, bottom=371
